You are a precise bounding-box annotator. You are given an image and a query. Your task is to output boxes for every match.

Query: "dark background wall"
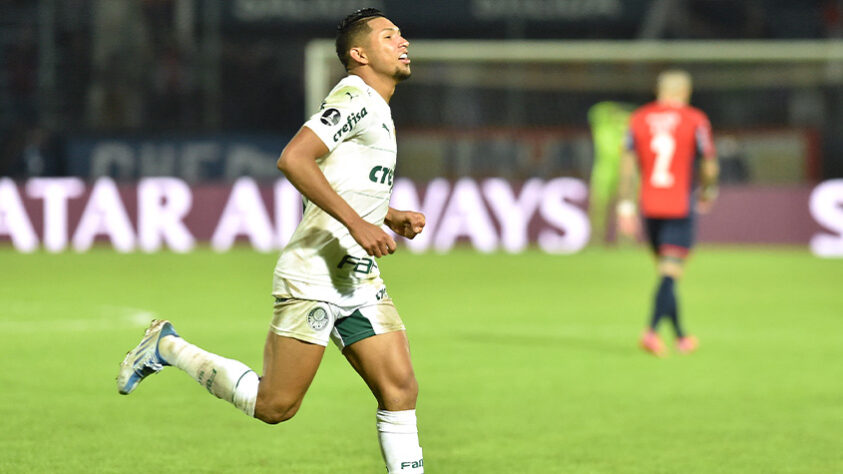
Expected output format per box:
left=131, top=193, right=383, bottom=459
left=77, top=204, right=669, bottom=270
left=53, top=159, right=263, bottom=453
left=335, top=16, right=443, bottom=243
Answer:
left=1, top=0, right=842, bottom=181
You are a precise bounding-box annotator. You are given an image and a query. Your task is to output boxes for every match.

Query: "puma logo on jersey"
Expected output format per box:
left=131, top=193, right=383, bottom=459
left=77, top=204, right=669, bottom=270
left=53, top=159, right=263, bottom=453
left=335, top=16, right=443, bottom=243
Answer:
left=369, top=165, right=394, bottom=186
left=332, top=107, right=368, bottom=142
left=381, top=123, right=391, bottom=136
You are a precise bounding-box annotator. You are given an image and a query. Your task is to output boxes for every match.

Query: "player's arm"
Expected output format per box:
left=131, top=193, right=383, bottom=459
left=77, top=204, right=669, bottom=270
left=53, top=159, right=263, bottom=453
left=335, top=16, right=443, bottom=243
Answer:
left=277, top=127, right=396, bottom=257
left=385, top=207, right=425, bottom=239
left=696, top=156, right=719, bottom=214
left=696, top=116, right=720, bottom=214
left=616, top=146, right=640, bottom=238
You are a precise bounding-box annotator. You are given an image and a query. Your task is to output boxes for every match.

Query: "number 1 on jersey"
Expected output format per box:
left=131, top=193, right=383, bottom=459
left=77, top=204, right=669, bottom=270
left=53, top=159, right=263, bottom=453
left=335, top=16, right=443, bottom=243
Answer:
left=650, top=133, right=675, bottom=188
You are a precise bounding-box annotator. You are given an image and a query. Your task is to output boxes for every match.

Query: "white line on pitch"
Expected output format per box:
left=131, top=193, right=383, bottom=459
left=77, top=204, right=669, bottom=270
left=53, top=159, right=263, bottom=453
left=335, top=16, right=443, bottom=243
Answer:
left=0, top=305, right=156, bottom=333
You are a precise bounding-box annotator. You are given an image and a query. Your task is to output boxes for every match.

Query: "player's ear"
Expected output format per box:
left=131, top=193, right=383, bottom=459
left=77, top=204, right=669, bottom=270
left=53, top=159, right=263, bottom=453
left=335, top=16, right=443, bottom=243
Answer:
left=349, top=47, right=368, bottom=66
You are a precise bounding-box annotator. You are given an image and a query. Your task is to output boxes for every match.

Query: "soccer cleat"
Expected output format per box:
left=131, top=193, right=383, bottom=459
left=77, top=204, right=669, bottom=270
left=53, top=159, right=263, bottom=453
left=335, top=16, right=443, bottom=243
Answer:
left=639, top=330, right=667, bottom=357
left=117, top=319, right=179, bottom=395
left=676, top=335, right=699, bottom=354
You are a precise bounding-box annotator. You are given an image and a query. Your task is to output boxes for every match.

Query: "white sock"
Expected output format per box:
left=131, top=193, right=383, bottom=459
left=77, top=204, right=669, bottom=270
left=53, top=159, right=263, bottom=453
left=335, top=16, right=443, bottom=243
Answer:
left=377, top=409, right=424, bottom=473
left=158, top=335, right=259, bottom=417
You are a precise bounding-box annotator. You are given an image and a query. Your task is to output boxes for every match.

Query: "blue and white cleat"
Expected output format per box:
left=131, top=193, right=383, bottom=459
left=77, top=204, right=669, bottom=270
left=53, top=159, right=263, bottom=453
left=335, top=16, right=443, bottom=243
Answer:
left=117, top=319, right=179, bottom=395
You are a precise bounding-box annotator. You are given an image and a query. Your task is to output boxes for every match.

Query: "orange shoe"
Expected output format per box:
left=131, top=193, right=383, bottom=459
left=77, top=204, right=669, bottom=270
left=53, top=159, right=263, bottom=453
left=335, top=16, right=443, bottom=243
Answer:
left=676, top=335, right=699, bottom=354
left=639, top=330, right=667, bottom=357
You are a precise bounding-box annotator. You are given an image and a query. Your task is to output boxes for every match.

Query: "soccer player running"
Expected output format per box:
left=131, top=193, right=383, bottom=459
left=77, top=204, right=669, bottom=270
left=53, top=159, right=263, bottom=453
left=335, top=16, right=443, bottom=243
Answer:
left=616, top=70, right=719, bottom=357
left=116, top=9, right=426, bottom=473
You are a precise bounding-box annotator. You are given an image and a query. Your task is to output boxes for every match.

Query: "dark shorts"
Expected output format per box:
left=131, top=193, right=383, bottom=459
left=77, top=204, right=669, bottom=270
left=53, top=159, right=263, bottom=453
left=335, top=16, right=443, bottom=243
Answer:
left=644, top=214, right=695, bottom=258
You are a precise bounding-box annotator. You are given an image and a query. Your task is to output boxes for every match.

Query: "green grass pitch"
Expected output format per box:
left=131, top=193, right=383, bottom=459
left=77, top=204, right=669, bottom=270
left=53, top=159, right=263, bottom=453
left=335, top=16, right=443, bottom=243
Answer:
left=1, top=246, right=841, bottom=473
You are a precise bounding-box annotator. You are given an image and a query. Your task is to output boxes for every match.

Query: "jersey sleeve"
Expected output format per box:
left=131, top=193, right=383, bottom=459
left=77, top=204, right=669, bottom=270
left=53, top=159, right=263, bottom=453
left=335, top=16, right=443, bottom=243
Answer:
left=303, top=84, right=371, bottom=152
left=695, top=113, right=716, bottom=159
left=624, top=111, right=641, bottom=152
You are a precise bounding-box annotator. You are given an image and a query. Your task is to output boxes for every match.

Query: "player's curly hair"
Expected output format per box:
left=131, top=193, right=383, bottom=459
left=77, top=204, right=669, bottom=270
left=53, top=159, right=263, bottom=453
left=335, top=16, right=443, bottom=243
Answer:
left=335, top=8, right=385, bottom=70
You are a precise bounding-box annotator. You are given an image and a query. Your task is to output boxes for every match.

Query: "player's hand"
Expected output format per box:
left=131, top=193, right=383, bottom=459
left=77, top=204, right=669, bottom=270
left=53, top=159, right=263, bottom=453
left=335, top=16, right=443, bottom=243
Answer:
left=617, top=214, right=640, bottom=239
left=385, top=210, right=426, bottom=239
left=696, top=198, right=715, bottom=215
left=696, top=187, right=718, bottom=215
left=615, top=200, right=639, bottom=239
left=348, top=219, right=397, bottom=257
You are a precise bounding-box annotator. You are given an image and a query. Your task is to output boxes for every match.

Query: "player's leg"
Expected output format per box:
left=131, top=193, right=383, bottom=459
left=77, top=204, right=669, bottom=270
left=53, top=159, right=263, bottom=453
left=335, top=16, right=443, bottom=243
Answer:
left=344, top=331, right=423, bottom=473
left=656, top=250, right=698, bottom=353
left=654, top=215, right=698, bottom=353
left=639, top=218, right=668, bottom=356
left=117, top=319, right=263, bottom=416
left=588, top=165, right=612, bottom=245
left=253, top=297, right=334, bottom=422
left=253, top=332, right=325, bottom=424
left=655, top=248, right=686, bottom=338
left=117, top=298, right=331, bottom=422
left=343, top=330, right=418, bottom=411
left=118, top=320, right=325, bottom=422
left=641, top=217, right=694, bottom=355
left=333, top=303, right=423, bottom=473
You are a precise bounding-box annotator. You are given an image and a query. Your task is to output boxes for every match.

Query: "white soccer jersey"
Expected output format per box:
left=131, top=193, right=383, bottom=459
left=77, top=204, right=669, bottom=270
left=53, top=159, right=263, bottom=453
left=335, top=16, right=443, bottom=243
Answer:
left=273, top=75, right=397, bottom=306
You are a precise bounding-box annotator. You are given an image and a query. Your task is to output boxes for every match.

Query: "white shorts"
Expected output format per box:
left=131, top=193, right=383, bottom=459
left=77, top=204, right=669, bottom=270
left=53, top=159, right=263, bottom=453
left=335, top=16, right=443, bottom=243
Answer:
left=269, top=293, right=405, bottom=350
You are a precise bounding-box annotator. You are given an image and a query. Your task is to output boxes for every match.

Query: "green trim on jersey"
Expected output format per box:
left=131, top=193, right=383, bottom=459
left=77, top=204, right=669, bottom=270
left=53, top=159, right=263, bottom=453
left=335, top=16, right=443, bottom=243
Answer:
left=335, top=310, right=376, bottom=347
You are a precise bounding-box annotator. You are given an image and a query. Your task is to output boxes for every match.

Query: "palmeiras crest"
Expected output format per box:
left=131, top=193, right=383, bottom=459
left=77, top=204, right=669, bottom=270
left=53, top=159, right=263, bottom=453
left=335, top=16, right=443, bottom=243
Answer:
left=307, top=307, right=330, bottom=331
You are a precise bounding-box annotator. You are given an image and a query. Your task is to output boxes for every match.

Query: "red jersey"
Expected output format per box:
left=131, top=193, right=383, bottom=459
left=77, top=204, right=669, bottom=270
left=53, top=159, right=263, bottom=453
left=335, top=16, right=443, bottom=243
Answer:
left=626, top=102, right=716, bottom=218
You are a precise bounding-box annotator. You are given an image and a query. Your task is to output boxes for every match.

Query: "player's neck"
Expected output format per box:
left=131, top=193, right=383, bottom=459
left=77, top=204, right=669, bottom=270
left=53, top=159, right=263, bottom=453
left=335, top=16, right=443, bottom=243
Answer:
left=657, top=98, right=687, bottom=107
left=349, top=70, right=396, bottom=103
left=657, top=94, right=688, bottom=107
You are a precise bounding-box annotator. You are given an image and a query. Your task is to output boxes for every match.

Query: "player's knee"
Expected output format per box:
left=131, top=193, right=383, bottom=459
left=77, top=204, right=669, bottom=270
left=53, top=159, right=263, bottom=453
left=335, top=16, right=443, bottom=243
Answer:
left=380, top=375, right=419, bottom=410
left=256, top=403, right=299, bottom=425
left=254, top=393, right=302, bottom=425
left=657, top=255, right=685, bottom=279
left=659, top=261, right=684, bottom=279
left=400, top=375, right=419, bottom=403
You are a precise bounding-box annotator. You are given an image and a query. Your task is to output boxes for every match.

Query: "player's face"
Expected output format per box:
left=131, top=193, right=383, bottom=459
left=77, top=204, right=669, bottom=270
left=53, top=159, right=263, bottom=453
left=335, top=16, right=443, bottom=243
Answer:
left=364, top=17, right=411, bottom=81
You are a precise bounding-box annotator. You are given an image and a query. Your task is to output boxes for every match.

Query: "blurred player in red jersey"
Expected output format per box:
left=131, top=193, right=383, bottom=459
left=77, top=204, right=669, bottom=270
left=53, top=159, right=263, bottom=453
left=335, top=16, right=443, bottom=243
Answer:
left=617, top=70, right=719, bottom=357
